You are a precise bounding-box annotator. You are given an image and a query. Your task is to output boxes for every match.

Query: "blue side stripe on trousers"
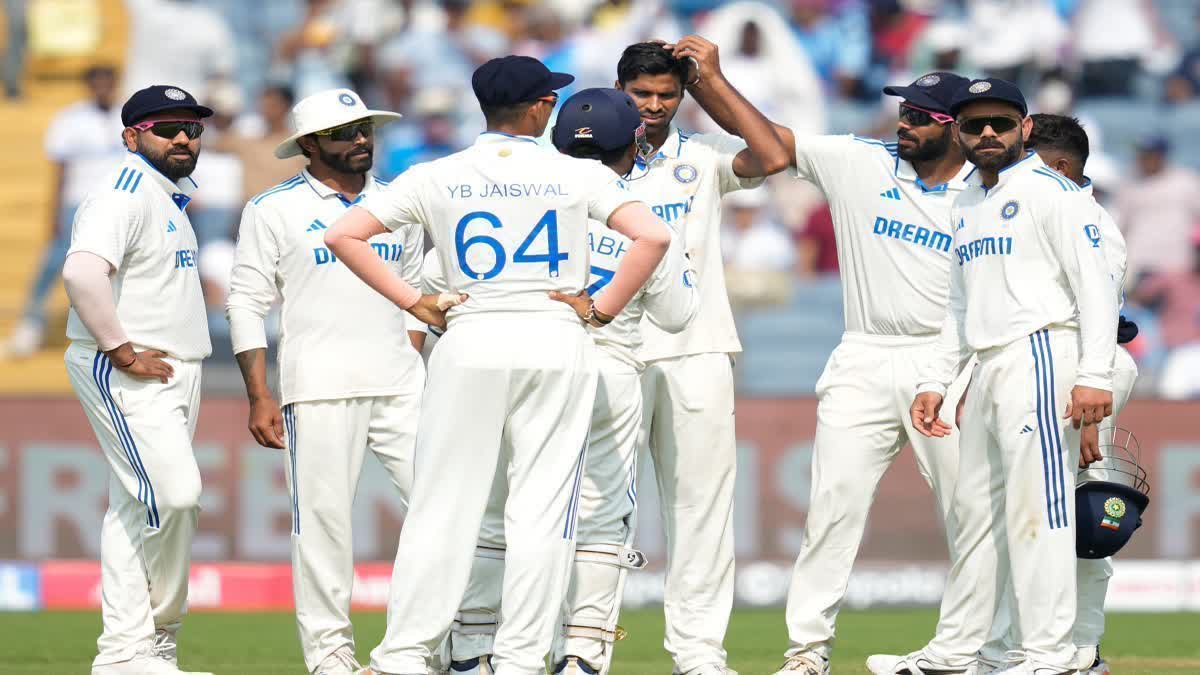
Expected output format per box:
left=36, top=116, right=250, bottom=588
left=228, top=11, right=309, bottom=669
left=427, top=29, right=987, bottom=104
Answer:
left=284, top=404, right=299, bottom=535
left=1038, top=330, right=1069, bottom=527
left=1030, top=332, right=1059, bottom=529
left=92, top=352, right=159, bottom=528
left=563, top=438, right=587, bottom=540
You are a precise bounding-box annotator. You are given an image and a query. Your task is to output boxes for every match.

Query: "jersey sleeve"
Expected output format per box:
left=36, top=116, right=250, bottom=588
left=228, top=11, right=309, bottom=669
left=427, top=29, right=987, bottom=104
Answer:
left=420, top=249, right=449, bottom=295
left=66, top=191, right=144, bottom=270
left=585, top=165, right=637, bottom=224
left=640, top=228, right=698, bottom=333
left=226, top=201, right=282, bottom=354
left=1040, top=190, right=1117, bottom=391
left=358, top=165, right=429, bottom=232
left=689, top=132, right=766, bottom=195
left=790, top=134, right=868, bottom=189
left=1094, top=201, right=1127, bottom=305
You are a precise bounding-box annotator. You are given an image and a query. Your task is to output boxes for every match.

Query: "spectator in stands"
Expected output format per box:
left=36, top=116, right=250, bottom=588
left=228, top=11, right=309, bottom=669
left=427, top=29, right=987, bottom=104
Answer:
left=189, top=81, right=245, bottom=249
left=794, top=203, right=839, bottom=278
left=3, top=0, right=26, bottom=99
left=376, top=0, right=506, bottom=92
left=905, top=19, right=973, bottom=81
left=861, top=0, right=929, bottom=98
left=962, top=0, right=1066, bottom=86
left=1072, top=0, right=1167, bottom=98
left=789, top=0, right=870, bottom=98
left=122, top=0, right=236, bottom=95
left=213, top=84, right=306, bottom=204
left=1131, top=228, right=1200, bottom=399
left=1116, top=135, right=1200, bottom=282
left=723, top=188, right=794, bottom=309
left=2, top=65, right=124, bottom=359
left=376, top=87, right=459, bottom=180
left=1165, top=9, right=1200, bottom=103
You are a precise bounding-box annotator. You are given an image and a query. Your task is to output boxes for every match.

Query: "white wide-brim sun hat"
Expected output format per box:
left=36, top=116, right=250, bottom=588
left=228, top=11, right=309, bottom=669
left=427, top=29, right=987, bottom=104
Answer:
left=274, top=88, right=403, bottom=159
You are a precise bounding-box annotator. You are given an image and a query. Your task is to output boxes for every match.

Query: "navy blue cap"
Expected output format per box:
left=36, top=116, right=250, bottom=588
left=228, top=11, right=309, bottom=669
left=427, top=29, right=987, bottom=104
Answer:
left=1135, top=133, right=1169, bottom=154
left=120, top=84, right=213, bottom=127
left=882, top=71, right=968, bottom=114
left=948, top=77, right=1028, bottom=118
left=471, top=55, right=574, bottom=107
left=552, top=88, right=642, bottom=152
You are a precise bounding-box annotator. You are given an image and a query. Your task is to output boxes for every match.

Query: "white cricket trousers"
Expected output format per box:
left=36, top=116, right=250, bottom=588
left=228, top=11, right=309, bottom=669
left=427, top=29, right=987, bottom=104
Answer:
left=64, top=343, right=203, bottom=668
left=369, top=315, right=597, bottom=675
left=784, top=333, right=967, bottom=661
left=982, top=345, right=1138, bottom=661
left=451, top=350, right=643, bottom=672
left=639, top=352, right=737, bottom=673
left=284, top=388, right=421, bottom=673
left=926, top=328, right=1083, bottom=669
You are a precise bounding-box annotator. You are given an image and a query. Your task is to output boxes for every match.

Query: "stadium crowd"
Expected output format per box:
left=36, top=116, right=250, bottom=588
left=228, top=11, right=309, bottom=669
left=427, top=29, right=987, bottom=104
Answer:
left=3, top=0, right=1200, bottom=398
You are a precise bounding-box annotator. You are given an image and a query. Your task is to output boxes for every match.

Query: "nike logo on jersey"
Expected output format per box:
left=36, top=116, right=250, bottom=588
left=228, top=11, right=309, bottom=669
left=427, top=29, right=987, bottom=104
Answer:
left=880, top=187, right=902, bottom=201
left=166, top=221, right=177, bottom=233
left=872, top=217, right=952, bottom=253
left=306, top=219, right=328, bottom=232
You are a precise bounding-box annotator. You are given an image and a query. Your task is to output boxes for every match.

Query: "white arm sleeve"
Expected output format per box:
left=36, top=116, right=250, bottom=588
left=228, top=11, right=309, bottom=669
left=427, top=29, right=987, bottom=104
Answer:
left=226, top=202, right=280, bottom=354
left=62, top=252, right=128, bottom=351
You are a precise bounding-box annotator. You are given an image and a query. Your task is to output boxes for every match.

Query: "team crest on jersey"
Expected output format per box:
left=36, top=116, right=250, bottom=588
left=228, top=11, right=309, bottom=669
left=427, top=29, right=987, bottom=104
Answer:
left=916, top=74, right=940, bottom=87
left=338, top=93, right=357, bottom=106
left=673, top=164, right=698, bottom=184
left=1084, top=223, right=1102, bottom=248
left=1000, top=200, right=1020, bottom=220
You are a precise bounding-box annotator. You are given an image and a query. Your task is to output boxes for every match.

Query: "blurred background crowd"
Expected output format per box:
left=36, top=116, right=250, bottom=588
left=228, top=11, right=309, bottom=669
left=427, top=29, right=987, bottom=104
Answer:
left=1, top=0, right=1199, bottom=399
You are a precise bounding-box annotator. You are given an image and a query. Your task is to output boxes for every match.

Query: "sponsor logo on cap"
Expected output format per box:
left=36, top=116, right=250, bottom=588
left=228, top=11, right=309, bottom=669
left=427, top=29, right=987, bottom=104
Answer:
left=574, top=127, right=593, bottom=139
left=969, top=81, right=992, bottom=94
left=673, top=164, right=698, bottom=184
left=1001, top=200, right=1020, bottom=220
left=339, top=93, right=357, bottom=106
left=916, top=74, right=940, bottom=87
left=164, top=88, right=187, bottom=101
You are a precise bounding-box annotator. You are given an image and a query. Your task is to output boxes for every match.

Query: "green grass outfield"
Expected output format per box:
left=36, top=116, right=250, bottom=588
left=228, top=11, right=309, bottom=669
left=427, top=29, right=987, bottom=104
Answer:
left=2, top=609, right=1198, bottom=674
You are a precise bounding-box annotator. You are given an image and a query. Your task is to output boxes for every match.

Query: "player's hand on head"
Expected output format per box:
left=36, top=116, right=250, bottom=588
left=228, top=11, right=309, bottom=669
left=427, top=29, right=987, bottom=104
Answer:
left=911, top=392, right=951, bottom=437
left=549, top=289, right=592, bottom=321
left=670, top=35, right=719, bottom=86
left=110, top=345, right=174, bottom=383
left=407, top=292, right=467, bottom=331
left=1064, top=385, right=1113, bottom=429
left=1079, top=423, right=1102, bottom=468
left=248, top=397, right=286, bottom=450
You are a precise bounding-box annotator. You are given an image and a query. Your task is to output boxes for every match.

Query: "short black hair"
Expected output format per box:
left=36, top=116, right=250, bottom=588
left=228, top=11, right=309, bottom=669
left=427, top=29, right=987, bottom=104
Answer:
left=481, top=100, right=538, bottom=126
left=262, top=84, right=295, bottom=108
left=617, top=42, right=688, bottom=88
left=1027, top=113, right=1090, bottom=169
left=562, top=141, right=629, bottom=167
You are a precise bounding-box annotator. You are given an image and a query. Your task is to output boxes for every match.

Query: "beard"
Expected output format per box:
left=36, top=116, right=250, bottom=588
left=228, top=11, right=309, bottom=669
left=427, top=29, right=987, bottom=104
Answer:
left=897, top=126, right=952, bottom=162
left=138, top=138, right=198, bottom=181
left=964, top=131, right=1023, bottom=172
left=317, top=142, right=373, bottom=174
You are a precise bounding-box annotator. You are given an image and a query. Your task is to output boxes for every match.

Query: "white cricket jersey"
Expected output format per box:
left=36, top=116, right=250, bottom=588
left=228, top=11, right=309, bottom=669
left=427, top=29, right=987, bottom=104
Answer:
left=920, top=152, right=1118, bottom=394
left=791, top=134, right=976, bottom=336
left=359, top=132, right=633, bottom=322
left=1082, top=179, right=1128, bottom=309
left=626, top=127, right=764, bottom=362
left=66, top=152, right=211, bottom=360
left=226, top=169, right=424, bottom=406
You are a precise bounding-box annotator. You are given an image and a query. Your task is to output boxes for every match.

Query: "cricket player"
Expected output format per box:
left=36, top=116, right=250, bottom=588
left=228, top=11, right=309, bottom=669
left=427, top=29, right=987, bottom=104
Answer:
left=887, top=78, right=1118, bottom=675
left=62, top=85, right=214, bottom=675
left=225, top=88, right=425, bottom=675
left=706, top=69, right=977, bottom=674
left=965, top=113, right=1139, bottom=675
left=324, top=56, right=671, bottom=675
left=614, top=38, right=791, bottom=675
left=439, top=87, right=699, bottom=675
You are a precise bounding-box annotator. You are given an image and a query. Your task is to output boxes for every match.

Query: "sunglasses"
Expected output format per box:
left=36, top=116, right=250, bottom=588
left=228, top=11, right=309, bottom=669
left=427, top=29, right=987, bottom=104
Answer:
left=131, top=119, right=205, bottom=140
left=899, top=102, right=953, bottom=126
left=314, top=120, right=374, bottom=142
left=957, top=115, right=1021, bottom=136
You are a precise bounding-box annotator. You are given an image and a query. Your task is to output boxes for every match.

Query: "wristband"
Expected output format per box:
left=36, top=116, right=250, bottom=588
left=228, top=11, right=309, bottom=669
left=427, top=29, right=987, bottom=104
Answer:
left=584, top=300, right=615, bottom=328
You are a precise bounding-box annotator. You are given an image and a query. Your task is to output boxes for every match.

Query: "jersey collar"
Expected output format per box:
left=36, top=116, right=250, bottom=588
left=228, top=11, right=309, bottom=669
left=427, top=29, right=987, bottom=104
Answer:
left=893, top=156, right=977, bottom=193
left=475, top=131, right=539, bottom=145
left=1080, top=176, right=1094, bottom=196
left=298, top=168, right=378, bottom=206
left=631, top=126, right=688, bottom=175
left=126, top=151, right=199, bottom=210
left=968, top=150, right=1041, bottom=192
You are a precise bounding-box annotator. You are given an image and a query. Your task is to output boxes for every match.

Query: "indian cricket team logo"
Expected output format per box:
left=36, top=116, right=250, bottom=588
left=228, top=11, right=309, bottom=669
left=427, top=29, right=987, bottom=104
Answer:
left=1084, top=223, right=1102, bottom=248
left=164, top=88, right=186, bottom=101
left=1001, top=200, right=1020, bottom=220
left=1100, top=497, right=1127, bottom=530
left=916, top=74, right=941, bottom=87
left=673, top=164, right=698, bottom=184
left=969, top=81, right=992, bottom=94
left=338, top=93, right=357, bottom=106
